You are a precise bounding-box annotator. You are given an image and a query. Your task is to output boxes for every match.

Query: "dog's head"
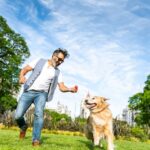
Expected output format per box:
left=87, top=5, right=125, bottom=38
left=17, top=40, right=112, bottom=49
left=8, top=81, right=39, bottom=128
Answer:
left=84, top=94, right=109, bottom=113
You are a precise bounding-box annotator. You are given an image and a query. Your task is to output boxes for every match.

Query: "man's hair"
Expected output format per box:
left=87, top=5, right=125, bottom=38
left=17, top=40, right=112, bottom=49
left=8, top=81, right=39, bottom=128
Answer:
left=53, top=48, right=69, bottom=58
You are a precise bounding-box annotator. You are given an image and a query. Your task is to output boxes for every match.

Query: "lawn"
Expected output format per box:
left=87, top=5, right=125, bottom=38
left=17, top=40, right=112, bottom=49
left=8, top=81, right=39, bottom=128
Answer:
left=0, top=129, right=149, bottom=150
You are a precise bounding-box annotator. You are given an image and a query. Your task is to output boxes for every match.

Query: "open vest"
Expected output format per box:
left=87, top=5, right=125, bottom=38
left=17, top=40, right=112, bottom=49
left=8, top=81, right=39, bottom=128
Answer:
left=23, top=58, right=60, bottom=101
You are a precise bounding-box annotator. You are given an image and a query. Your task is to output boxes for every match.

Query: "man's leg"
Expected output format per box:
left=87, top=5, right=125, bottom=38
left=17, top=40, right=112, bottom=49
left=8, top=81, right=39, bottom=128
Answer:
left=15, top=91, right=34, bottom=138
left=32, top=92, right=47, bottom=145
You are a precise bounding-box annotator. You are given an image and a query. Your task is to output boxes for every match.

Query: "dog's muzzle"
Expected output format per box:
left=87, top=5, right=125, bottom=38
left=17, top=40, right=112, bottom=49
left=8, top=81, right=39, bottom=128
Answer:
left=85, top=100, right=97, bottom=109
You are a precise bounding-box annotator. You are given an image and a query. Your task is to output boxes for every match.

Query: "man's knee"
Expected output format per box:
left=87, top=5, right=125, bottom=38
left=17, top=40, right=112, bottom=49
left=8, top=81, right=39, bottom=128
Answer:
left=34, top=111, right=44, bottom=119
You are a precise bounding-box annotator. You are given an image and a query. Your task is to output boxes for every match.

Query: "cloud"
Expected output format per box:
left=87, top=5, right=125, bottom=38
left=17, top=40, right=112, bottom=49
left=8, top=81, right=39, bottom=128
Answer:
left=81, top=0, right=114, bottom=7
left=0, top=0, right=149, bottom=117
left=33, top=2, right=149, bottom=116
left=38, top=0, right=54, bottom=8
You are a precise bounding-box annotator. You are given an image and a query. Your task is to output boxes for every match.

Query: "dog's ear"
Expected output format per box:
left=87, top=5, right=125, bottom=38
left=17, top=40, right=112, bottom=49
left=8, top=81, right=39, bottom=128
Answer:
left=103, top=97, right=109, bottom=101
left=86, top=92, right=90, bottom=98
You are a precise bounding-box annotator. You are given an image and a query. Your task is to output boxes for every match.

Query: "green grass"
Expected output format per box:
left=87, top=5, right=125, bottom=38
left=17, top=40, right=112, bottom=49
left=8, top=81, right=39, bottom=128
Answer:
left=0, top=129, right=149, bottom=150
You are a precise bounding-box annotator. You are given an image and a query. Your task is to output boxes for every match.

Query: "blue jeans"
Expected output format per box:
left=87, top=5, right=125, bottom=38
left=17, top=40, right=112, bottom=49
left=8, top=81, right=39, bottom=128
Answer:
left=15, top=90, right=48, bottom=141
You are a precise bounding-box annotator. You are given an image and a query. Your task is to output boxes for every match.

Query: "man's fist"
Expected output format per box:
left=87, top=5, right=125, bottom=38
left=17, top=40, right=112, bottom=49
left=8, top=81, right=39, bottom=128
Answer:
left=74, top=85, right=78, bottom=92
left=69, top=85, right=78, bottom=93
left=19, top=76, right=27, bottom=84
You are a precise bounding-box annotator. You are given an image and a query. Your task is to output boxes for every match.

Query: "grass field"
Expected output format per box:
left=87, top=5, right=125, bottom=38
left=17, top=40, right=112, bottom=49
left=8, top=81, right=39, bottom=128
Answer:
left=0, top=129, right=149, bottom=150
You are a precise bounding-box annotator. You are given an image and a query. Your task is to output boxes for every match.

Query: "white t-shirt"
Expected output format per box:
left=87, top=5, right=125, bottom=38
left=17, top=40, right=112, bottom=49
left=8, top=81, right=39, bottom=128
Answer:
left=27, top=59, right=63, bottom=92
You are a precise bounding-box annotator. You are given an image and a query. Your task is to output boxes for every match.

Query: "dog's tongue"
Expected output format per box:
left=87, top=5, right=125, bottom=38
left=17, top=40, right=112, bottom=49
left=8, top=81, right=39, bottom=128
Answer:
left=87, top=103, right=96, bottom=109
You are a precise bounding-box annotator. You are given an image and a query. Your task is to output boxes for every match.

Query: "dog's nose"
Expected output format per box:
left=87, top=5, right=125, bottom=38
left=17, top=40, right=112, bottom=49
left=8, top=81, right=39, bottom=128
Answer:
left=85, top=100, right=88, bottom=103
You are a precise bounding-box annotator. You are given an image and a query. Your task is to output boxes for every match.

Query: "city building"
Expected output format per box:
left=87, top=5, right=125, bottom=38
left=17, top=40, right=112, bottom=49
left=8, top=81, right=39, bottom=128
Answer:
left=56, top=101, right=71, bottom=116
left=122, top=106, right=136, bottom=126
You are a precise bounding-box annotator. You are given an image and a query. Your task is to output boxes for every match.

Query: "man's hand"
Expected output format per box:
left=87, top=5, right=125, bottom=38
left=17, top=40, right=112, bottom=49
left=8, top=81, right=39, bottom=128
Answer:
left=19, top=76, right=27, bottom=84
left=19, top=65, right=33, bottom=84
left=68, top=85, right=78, bottom=93
left=58, top=83, right=78, bottom=93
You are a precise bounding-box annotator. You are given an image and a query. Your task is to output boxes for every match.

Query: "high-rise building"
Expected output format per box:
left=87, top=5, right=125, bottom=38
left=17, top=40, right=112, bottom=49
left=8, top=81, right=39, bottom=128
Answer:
left=122, top=106, right=136, bottom=126
left=56, top=101, right=71, bottom=116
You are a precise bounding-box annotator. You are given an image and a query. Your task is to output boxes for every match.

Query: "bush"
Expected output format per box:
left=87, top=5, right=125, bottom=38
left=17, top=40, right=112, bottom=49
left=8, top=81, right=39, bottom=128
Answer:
left=131, top=127, right=148, bottom=141
left=113, top=119, right=131, bottom=138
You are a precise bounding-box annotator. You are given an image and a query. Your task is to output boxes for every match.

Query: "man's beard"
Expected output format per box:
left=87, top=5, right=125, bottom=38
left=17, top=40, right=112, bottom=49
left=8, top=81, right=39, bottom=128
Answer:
left=51, top=59, right=60, bottom=67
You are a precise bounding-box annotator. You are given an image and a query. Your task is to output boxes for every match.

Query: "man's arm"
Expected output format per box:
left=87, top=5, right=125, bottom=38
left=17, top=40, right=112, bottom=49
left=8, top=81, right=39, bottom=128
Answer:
left=19, top=65, right=33, bottom=84
left=58, top=82, right=78, bottom=93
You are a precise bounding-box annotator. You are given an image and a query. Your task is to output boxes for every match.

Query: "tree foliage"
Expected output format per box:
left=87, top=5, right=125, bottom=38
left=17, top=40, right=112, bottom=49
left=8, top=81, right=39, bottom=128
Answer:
left=43, top=109, right=71, bottom=130
left=0, top=16, right=30, bottom=113
left=128, top=75, right=150, bottom=128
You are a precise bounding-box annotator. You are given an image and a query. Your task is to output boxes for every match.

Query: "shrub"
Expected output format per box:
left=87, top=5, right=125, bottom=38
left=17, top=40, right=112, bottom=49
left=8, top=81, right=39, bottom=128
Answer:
left=113, top=119, right=131, bottom=137
left=131, top=127, right=148, bottom=141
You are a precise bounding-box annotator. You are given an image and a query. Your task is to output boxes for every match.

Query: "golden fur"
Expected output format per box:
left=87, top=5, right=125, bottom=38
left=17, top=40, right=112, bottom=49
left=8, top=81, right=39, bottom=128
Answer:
left=84, top=95, right=114, bottom=150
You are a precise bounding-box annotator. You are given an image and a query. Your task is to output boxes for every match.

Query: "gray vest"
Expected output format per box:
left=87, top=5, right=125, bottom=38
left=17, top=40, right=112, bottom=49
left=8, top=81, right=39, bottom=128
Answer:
left=24, top=58, right=60, bottom=101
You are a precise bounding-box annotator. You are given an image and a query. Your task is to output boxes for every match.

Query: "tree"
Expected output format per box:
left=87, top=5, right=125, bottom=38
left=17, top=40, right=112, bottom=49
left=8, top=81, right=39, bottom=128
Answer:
left=128, top=75, right=150, bottom=129
left=43, top=109, right=72, bottom=130
left=0, top=16, right=30, bottom=114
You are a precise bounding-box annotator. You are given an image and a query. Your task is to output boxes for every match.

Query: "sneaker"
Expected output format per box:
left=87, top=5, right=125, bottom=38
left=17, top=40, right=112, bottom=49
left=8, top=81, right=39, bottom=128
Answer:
left=19, top=125, right=28, bottom=139
left=32, top=140, right=40, bottom=146
left=19, top=130, right=26, bottom=139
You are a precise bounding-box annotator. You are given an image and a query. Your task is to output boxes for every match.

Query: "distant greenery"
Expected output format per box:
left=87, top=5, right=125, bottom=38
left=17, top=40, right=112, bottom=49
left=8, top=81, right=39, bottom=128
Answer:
left=113, top=119, right=131, bottom=137
left=128, top=74, right=150, bottom=134
left=0, top=108, right=149, bottom=141
left=131, top=127, right=148, bottom=141
left=43, top=109, right=72, bottom=130
left=44, top=109, right=86, bottom=132
left=0, top=16, right=30, bottom=114
left=0, top=129, right=150, bottom=150
left=113, top=119, right=149, bottom=141
left=129, top=75, right=150, bottom=127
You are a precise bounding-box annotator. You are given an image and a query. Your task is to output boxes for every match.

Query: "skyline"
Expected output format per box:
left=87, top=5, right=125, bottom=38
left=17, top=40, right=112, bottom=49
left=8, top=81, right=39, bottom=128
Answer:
left=0, top=0, right=150, bottom=117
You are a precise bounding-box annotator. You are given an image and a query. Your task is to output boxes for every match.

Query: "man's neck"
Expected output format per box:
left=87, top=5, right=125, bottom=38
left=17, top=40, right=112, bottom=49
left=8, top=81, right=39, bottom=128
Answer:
left=48, top=59, right=56, bottom=68
left=48, top=59, right=53, bottom=66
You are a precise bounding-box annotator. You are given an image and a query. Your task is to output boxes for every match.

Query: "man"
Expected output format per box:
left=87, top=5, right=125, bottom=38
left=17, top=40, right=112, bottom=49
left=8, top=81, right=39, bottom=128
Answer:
left=15, top=48, right=78, bottom=146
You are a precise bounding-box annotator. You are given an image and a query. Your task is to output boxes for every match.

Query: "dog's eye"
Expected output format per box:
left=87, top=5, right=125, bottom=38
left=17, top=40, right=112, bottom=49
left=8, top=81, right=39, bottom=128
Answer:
left=92, top=97, right=95, bottom=100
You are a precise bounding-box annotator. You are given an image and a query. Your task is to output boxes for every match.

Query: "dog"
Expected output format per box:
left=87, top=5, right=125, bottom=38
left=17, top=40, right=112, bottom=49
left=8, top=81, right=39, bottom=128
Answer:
left=84, top=94, right=114, bottom=150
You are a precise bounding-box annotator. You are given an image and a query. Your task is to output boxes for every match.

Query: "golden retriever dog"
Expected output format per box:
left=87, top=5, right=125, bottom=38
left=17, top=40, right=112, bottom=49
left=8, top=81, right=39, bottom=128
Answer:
left=84, top=94, right=114, bottom=150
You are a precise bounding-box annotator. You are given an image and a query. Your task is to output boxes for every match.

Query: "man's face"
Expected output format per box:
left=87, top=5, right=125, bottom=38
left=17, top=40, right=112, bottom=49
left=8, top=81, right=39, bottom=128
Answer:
left=51, top=52, right=65, bottom=67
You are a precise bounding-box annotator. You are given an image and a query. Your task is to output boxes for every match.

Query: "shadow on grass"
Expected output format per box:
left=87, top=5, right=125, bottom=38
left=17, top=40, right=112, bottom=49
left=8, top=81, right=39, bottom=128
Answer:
left=77, top=139, right=107, bottom=150
left=40, top=136, right=49, bottom=143
left=77, top=140, right=93, bottom=150
left=41, top=136, right=76, bottom=148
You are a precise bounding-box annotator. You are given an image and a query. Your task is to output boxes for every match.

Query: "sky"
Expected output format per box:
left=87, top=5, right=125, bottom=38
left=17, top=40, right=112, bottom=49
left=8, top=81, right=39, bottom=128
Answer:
left=0, top=0, right=150, bottom=118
